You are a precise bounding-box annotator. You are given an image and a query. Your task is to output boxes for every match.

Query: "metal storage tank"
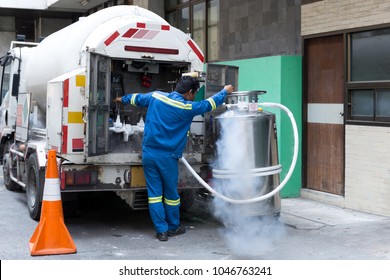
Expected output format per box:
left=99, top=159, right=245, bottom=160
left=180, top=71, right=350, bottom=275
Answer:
left=212, top=91, right=281, bottom=217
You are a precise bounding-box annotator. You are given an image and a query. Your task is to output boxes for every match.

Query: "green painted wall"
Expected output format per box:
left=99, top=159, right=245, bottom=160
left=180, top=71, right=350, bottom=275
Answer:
left=217, top=56, right=302, bottom=197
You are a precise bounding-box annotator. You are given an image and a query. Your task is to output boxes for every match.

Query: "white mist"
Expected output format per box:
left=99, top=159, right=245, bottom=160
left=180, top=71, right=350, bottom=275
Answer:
left=212, top=111, right=285, bottom=257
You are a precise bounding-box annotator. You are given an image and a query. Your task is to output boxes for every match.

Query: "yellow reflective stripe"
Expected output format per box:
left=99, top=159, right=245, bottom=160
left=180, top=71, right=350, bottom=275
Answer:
left=68, top=112, right=83, bottom=124
left=207, top=98, right=216, bottom=110
left=153, top=92, right=192, bottom=110
left=148, top=196, right=162, bottom=204
left=164, top=197, right=180, bottom=206
left=75, top=75, right=86, bottom=87
left=131, top=94, right=138, bottom=106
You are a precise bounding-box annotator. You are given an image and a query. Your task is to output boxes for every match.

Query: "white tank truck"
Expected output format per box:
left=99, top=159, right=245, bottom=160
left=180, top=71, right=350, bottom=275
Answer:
left=0, top=5, right=210, bottom=220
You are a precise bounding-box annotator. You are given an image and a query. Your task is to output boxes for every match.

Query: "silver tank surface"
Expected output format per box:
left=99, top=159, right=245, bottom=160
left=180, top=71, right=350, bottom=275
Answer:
left=212, top=91, right=281, bottom=217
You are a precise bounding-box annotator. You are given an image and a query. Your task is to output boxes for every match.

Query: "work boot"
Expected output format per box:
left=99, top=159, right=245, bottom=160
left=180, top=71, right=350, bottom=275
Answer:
left=168, top=225, right=186, bottom=237
left=156, top=232, right=168, bottom=241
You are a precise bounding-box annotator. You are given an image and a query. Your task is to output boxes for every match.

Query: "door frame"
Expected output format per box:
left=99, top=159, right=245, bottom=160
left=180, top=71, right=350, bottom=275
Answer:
left=303, top=34, right=346, bottom=196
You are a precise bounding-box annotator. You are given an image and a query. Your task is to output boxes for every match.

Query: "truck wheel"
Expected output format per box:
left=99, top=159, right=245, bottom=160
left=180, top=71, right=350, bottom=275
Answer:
left=1, top=140, right=10, bottom=163
left=26, top=154, right=45, bottom=221
left=2, top=153, right=21, bottom=191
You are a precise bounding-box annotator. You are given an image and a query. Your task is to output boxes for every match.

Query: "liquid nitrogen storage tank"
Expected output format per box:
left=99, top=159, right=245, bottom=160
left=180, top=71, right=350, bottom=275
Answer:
left=212, top=91, right=281, bottom=217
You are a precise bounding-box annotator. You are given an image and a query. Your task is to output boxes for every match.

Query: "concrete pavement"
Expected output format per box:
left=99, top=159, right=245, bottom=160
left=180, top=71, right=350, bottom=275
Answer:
left=1, top=170, right=390, bottom=260
left=281, top=196, right=389, bottom=230
left=274, top=197, right=390, bottom=259
left=3, top=196, right=389, bottom=280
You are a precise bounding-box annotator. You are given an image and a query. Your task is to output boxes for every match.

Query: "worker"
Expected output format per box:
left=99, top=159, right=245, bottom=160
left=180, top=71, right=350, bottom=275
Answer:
left=114, top=76, right=234, bottom=241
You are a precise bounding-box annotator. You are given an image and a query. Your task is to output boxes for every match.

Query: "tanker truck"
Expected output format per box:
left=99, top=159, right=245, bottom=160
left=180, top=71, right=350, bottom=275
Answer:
left=0, top=5, right=224, bottom=220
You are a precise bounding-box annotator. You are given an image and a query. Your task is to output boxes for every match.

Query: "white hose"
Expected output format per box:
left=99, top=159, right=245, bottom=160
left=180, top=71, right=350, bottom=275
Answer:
left=180, top=102, right=299, bottom=204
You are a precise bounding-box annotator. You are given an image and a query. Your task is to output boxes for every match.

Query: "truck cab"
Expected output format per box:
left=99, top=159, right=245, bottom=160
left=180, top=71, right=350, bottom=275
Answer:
left=0, top=42, right=37, bottom=160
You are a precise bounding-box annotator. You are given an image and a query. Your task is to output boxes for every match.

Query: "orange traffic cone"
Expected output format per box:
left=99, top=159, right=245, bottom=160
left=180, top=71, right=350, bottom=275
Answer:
left=29, top=150, right=77, bottom=256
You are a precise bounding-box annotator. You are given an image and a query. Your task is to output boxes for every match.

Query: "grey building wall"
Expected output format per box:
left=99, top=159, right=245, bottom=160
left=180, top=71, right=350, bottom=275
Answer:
left=0, top=16, right=74, bottom=55
left=0, top=0, right=163, bottom=56
left=132, top=0, right=164, bottom=17
left=0, top=17, right=16, bottom=56
left=219, top=0, right=301, bottom=60
left=40, top=18, right=73, bottom=38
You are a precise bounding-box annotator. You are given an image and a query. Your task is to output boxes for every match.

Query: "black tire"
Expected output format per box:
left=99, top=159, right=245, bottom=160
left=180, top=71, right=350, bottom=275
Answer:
left=26, top=154, right=45, bottom=221
left=1, top=140, right=11, bottom=164
left=2, top=153, right=21, bottom=191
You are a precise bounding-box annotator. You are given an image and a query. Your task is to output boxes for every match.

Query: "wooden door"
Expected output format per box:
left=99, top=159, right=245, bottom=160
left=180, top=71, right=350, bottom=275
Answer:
left=304, top=35, right=345, bottom=195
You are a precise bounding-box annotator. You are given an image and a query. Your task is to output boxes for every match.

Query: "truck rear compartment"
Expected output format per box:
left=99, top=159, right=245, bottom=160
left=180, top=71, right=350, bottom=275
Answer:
left=58, top=58, right=207, bottom=212
left=107, top=59, right=190, bottom=154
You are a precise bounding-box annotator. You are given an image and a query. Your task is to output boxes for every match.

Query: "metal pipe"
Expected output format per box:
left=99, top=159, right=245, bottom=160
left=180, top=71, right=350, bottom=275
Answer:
left=10, top=148, right=24, bottom=158
left=10, top=172, right=26, bottom=188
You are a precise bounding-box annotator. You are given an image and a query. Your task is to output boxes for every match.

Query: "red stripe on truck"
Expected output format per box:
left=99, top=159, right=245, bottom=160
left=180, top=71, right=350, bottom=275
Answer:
left=104, top=31, right=120, bottom=46
left=143, top=30, right=159, bottom=39
left=124, top=45, right=179, bottom=54
left=137, top=22, right=146, bottom=28
left=122, top=28, right=138, bottom=38
left=72, top=138, right=84, bottom=152
left=62, top=125, right=68, bottom=154
left=187, top=39, right=204, bottom=63
left=63, top=79, right=69, bottom=108
left=133, top=29, right=149, bottom=39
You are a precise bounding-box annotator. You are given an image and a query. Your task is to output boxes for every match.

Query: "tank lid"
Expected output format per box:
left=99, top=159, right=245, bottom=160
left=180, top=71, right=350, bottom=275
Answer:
left=226, top=90, right=267, bottom=111
left=230, top=90, right=267, bottom=96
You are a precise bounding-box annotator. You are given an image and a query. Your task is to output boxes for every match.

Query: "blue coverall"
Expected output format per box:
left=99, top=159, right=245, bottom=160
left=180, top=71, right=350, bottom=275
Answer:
left=121, top=88, right=228, bottom=234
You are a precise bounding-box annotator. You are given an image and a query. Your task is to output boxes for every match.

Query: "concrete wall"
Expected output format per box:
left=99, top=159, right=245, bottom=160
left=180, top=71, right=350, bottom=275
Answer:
left=302, top=0, right=390, bottom=36
left=220, top=55, right=302, bottom=198
left=345, top=125, right=390, bottom=217
left=219, top=0, right=301, bottom=60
